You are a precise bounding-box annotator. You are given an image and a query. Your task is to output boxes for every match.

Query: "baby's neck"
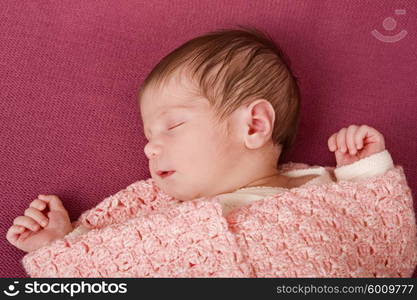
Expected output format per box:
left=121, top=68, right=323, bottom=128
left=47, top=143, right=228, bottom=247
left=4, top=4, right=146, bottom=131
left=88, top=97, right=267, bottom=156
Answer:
left=239, top=172, right=291, bottom=189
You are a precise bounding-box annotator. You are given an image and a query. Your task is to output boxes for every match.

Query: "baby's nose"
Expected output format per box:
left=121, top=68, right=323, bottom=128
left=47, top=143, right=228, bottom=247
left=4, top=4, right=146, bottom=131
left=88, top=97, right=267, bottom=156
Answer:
left=144, top=142, right=161, bottom=159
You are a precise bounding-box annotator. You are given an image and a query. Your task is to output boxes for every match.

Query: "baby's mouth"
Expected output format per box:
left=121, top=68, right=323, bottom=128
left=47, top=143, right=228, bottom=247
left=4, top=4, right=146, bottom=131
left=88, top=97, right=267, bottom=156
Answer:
left=156, top=170, right=176, bottom=178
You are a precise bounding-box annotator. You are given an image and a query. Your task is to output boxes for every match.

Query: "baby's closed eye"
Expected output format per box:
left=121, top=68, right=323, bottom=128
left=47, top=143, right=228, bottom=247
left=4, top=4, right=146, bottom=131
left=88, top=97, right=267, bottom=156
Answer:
left=168, top=122, right=185, bottom=130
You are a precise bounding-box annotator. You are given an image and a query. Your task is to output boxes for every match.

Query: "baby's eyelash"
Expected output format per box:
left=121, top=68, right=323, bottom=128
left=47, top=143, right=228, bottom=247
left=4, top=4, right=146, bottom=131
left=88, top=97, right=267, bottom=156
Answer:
left=168, top=122, right=184, bottom=130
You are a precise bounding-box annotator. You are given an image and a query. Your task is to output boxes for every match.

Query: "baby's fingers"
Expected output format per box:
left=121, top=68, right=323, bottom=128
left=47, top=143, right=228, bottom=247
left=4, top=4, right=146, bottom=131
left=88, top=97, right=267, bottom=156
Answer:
left=38, top=194, right=66, bottom=213
left=29, top=199, right=47, bottom=211
left=346, top=125, right=359, bottom=155
left=24, top=207, right=48, bottom=227
left=328, top=133, right=337, bottom=151
left=336, top=128, right=347, bottom=153
left=6, top=225, right=25, bottom=243
left=354, top=125, right=369, bottom=149
left=19, top=230, right=32, bottom=240
left=13, top=215, right=41, bottom=232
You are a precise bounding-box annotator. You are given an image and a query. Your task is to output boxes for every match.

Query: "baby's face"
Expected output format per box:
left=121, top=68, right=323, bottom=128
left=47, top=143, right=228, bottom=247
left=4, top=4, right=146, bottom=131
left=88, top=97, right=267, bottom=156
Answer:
left=140, top=75, right=242, bottom=201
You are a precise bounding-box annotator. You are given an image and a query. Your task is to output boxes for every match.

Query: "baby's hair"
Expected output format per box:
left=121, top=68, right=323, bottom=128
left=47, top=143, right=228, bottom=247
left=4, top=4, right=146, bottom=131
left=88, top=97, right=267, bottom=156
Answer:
left=138, top=25, right=300, bottom=165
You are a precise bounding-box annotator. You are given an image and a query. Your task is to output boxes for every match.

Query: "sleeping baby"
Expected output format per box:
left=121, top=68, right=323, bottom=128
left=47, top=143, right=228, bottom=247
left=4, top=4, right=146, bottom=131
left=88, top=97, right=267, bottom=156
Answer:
left=6, top=26, right=417, bottom=277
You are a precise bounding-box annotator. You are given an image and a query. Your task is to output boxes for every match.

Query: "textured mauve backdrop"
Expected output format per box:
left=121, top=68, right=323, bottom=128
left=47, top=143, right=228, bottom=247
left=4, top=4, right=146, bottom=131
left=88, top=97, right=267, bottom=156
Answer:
left=0, top=0, right=416, bottom=277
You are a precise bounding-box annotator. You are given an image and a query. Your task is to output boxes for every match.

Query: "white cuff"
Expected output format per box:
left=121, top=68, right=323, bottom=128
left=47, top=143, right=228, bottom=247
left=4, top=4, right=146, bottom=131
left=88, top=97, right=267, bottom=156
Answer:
left=65, top=224, right=91, bottom=238
left=334, top=150, right=394, bottom=182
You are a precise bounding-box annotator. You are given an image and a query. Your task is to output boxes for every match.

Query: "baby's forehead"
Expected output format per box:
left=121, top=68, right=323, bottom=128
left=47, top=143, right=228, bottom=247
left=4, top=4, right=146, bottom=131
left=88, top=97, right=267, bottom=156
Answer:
left=140, top=79, right=209, bottom=114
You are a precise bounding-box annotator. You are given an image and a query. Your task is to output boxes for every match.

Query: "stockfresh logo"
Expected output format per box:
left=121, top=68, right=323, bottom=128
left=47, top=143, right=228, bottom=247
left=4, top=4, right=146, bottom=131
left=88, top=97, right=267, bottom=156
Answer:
left=3, top=281, right=20, bottom=297
left=371, top=9, right=408, bottom=43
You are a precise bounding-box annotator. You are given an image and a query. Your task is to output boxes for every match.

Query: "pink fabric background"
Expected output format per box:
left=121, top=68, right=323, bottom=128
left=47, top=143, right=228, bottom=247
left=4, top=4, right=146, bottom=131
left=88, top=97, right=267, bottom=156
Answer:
left=1, top=0, right=416, bottom=277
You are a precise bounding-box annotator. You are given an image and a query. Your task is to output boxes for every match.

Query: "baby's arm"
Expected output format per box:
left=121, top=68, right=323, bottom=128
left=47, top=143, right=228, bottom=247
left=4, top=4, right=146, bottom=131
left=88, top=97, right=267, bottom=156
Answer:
left=21, top=199, right=246, bottom=278
left=328, top=125, right=394, bottom=182
left=67, top=178, right=180, bottom=237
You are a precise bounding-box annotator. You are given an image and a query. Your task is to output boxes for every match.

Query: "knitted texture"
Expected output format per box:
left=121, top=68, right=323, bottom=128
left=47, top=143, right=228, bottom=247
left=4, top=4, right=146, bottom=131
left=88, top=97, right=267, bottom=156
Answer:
left=73, top=178, right=182, bottom=230
left=21, top=164, right=417, bottom=277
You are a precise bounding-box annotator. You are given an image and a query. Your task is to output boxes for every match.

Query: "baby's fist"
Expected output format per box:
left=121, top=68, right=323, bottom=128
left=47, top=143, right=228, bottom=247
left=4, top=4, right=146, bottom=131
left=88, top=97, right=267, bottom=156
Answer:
left=6, top=194, right=73, bottom=253
left=328, top=125, right=386, bottom=167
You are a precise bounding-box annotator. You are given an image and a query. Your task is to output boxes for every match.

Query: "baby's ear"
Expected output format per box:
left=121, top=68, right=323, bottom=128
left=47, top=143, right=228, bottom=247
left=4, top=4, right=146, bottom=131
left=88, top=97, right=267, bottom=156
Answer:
left=243, top=99, right=275, bottom=149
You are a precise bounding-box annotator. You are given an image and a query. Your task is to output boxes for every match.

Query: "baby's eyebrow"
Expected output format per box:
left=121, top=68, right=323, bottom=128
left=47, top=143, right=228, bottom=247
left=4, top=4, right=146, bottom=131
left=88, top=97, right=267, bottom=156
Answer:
left=158, top=105, right=193, bottom=117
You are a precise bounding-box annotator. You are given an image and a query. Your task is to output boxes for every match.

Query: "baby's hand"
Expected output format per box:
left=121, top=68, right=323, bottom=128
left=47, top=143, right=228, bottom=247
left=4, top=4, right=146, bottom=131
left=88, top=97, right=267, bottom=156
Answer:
left=6, top=194, right=73, bottom=253
left=327, top=125, right=386, bottom=167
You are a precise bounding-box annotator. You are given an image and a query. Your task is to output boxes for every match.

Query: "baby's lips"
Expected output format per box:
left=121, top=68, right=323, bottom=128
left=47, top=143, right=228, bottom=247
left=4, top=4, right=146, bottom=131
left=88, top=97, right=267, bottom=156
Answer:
left=156, top=170, right=176, bottom=178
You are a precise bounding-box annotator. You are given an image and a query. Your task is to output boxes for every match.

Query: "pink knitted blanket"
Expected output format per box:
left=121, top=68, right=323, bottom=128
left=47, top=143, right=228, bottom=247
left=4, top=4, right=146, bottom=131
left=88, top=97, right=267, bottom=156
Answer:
left=22, top=163, right=417, bottom=277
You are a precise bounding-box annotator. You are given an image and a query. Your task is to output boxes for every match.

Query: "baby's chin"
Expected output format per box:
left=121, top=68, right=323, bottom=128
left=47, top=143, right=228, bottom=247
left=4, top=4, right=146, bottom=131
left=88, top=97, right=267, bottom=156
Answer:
left=157, top=183, right=204, bottom=202
left=152, top=174, right=218, bottom=201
